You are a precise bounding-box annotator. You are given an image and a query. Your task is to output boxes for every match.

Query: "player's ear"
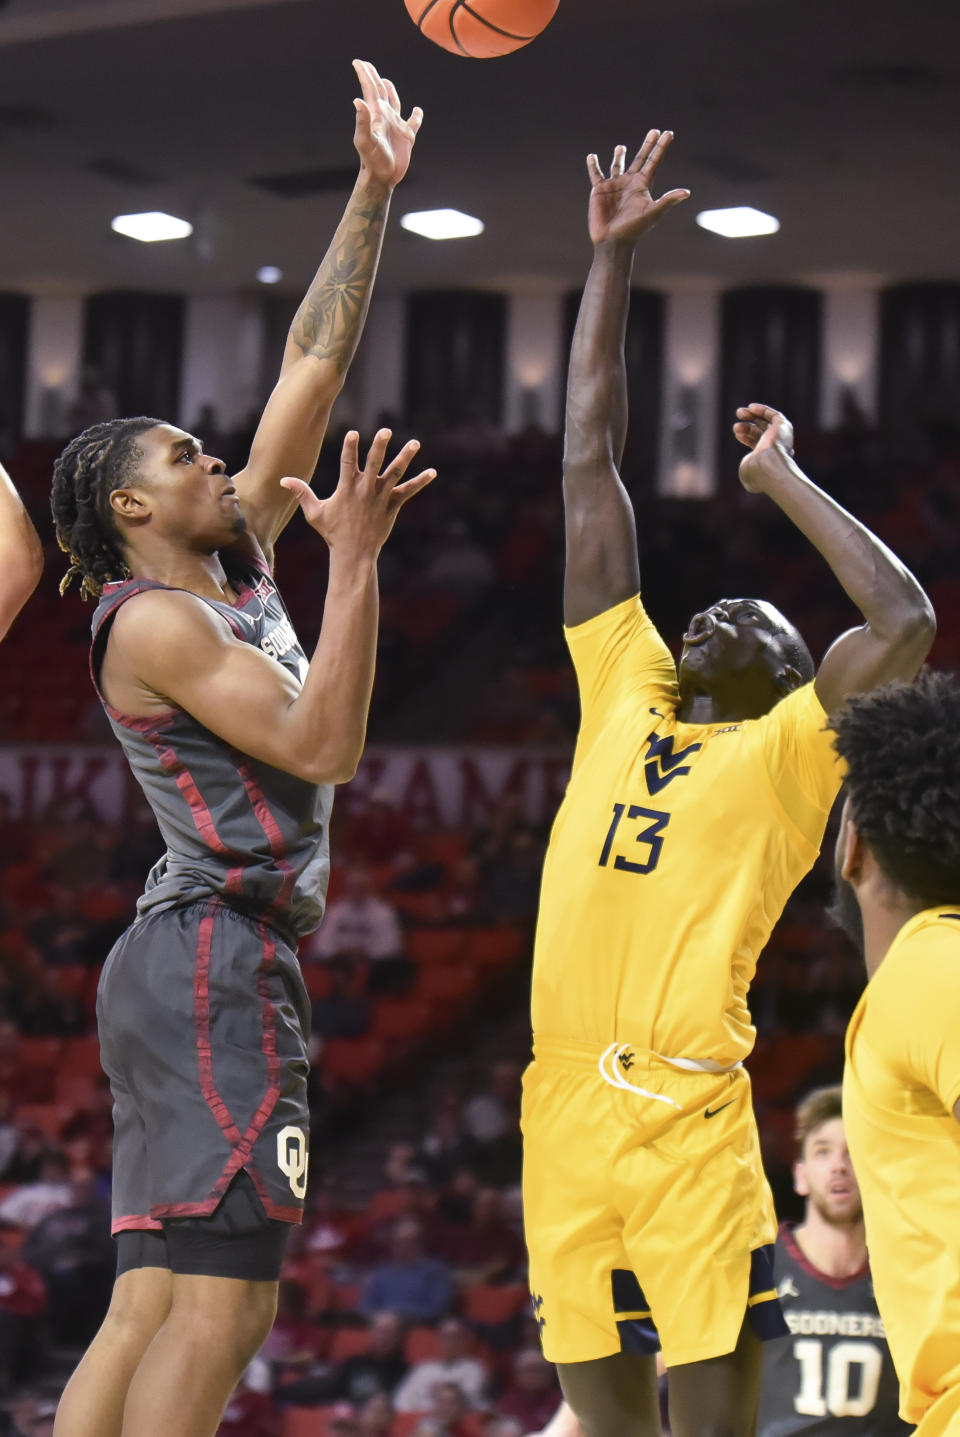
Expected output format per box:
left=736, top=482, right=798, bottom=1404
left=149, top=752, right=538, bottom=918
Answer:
left=838, top=806, right=863, bottom=883
left=109, top=488, right=151, bottom=523
left=777, top=664, right=802, bottom=694
left=793, top=1158, right=809, bottom=1198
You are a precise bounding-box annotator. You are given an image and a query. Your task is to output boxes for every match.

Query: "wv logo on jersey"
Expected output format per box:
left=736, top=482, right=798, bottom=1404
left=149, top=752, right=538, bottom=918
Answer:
left=277, top=1125, right=309, bottom=1199
left=531, top=1293, right=546, bottom=1335
left=644, top=732, right=703, bottom=795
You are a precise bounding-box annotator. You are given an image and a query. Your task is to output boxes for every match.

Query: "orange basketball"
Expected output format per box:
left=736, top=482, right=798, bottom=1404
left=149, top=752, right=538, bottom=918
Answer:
left=405, top=0, right=560, bottom=58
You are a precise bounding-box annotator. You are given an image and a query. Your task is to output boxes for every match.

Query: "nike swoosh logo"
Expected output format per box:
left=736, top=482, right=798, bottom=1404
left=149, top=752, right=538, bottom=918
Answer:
left=704, top=1100, right=736, bottom=1119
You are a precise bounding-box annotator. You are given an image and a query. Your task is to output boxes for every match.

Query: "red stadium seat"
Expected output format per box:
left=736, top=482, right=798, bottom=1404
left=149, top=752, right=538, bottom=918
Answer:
left=393, top=1416, right=424, bottom=1437
left=301, top=965, right=333, bottom=1001
left=59, top=1035, right=104, bottom=1083
left=13, top=1104, right=66, bottom=1140
left=282, top=1407, right=326, bottom=1437
left=16, top=1037, right=64, bottom=1072
left=321, top=1038, right=385, bottom=1085
left=461, top=1282, right=528, bottom=1326
left=463, top=926, right=526, bottom=968
left=326, top=1326, right=370, bottom=1363
left=371, top=999, right=434, bottom=1043
left=418, top=965, right=478, bottom=1006
left=406, top=928, right=467, bottom=967
left=405, top=1325, right=442, bottom=1363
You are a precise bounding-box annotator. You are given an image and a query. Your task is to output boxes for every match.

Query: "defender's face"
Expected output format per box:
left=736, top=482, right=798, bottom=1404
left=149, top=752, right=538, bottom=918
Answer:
left=115, top=423, right=244, bottom=548
left=678, top=597, right=795, bottom=688
left=795, top=1116, right=862, bottom=1226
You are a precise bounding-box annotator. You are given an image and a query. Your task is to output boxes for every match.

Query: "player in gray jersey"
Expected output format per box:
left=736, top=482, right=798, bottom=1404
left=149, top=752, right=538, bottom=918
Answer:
left=758, top=1088, right=907, bottom=1437
left=48, top=60, right=432, bottom=1437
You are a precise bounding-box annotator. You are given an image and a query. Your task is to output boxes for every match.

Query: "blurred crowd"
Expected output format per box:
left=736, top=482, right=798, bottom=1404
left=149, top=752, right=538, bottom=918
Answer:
left=0, top=405, right=959, bottom=1427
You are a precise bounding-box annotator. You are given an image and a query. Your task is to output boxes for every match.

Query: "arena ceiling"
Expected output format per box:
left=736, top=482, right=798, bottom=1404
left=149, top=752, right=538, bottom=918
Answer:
left=0, top=0, right=958, bottom=297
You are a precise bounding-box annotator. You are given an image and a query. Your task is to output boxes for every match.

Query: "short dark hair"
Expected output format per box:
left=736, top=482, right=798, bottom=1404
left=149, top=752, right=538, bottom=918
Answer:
left=832, top=670, right=960, bottom=907
left=51, top=417, right=161, bottom=599
left=795, top=1085, right=843, bottom=1155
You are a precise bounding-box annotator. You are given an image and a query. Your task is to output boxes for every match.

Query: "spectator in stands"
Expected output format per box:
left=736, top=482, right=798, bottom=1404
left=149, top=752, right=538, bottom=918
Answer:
left=439, top=856, right=483, bottom=927
left=439, top=1187, right=524, bottom=1286
left=0, top=1243, right=47, bottom=1392
left=435, top=1167, right=481, bottom=1226
left=0, top=1093, right=20, bottom=1177
left=305, top=1176, right=359, bottom=1262
left=394, top=1316, right=489, bottom=1412
left=326, top=1404, right=360, bottom=1437
left=356, top=1392, right=396, bottom=1437
left=21, top=1169, right=113, bottom=1344
left=25, top=887, right=100, bottom=968
left=275, top=1309, right=408, bottom=1408
left=1, top=1127, right=54, bottom=1187
left=479, top=831, right=543, bottom=926
left=16, top=969, right=87, bottom=1037
left=496, top=1350, right=561, bottom=1434
left=309, top=866, right=411, bottom=995
left=0, top=1151, right=72, bottom=1229
left=462, top=1063, right=523, bottom=1186
left=420, top=1097, right=478, bottom=1185
left=215, top=1377, right=281, bottom=1437
left=410, top=1380, right=476, bottom=1437
left=311, top=958, right=373, bottom=1041
left=361, top=1220, right=454, bottom=1324
left=257, top=1281, right=324, bottom=1381
left=483, top=1422, right=522, bottom=1437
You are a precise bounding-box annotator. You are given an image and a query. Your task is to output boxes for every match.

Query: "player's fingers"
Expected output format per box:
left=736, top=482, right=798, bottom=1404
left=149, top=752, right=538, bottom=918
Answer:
left=651, top=188, right=691, bottom=215
left=383, top=76, right=402, bottom=112
left=353, top=98, right=373, bottom=140
left=407, top=106, right=424, bottom=135
left=352, top=58, right=378, bottom=105
left=361, top=59, right=389, bottom=100
left=746, top=402, right=778, bottom=420
left=279, top=476, right=323, bottom=516
left=338, top=430, right=361, bottom=483
left=391, top=468, right=437, bottom=504
left=611, top=143, right=627, bottom=177
left=643, top=129, right=674, bottom=175
left=586, top=153, right=604, bottom=186
left=732, top=424, right=762, bottom=449
left=378, top=439, right=422, bottom=489
left=363, top=428, right=393, bottom=482
left=627, top=129, right=660, bottom=173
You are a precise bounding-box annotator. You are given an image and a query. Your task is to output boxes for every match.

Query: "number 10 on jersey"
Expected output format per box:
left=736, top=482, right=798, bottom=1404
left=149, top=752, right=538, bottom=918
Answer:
left=598, top=803, right=670, bottom=875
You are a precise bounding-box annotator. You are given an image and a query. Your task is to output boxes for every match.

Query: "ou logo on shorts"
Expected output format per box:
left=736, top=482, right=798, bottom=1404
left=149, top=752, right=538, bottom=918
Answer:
left=277, top=1125, right=309, bottom=1199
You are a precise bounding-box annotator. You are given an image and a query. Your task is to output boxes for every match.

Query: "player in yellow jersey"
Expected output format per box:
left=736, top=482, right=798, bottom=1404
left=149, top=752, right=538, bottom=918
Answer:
left=831, top=672, right=960, bottom=1437
left=522, top=128, right=936, bottom=1437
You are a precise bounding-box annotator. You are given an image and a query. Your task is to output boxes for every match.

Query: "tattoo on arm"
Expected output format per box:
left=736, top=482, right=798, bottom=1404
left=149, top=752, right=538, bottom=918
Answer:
left=289, top=197, right=389, bottom=375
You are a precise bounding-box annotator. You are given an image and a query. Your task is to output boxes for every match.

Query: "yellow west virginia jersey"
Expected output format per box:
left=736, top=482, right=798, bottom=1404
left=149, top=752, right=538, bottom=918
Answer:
left=531, top=593, right=843, bottom=1064
left=844, top=909, right=960, bottom=1436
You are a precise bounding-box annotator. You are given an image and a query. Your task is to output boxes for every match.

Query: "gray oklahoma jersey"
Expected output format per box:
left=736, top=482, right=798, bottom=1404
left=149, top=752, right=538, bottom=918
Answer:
left=757, top=1224, right=910, bottom=1437
left=90, top=547, right=332, bottom=937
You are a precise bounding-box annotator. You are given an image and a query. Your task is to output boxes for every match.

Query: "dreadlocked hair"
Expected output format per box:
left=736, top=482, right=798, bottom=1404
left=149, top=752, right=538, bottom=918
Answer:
left=51, top=417, right=162, bottom=599
left=831, top=669, right=960, bottom=908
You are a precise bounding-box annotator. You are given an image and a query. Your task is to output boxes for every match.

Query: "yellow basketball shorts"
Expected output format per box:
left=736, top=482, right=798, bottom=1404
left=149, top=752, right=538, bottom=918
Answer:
left=913, top=1384, right=960, bottom=1437
left=521, top=1037, right=785, bottom=1367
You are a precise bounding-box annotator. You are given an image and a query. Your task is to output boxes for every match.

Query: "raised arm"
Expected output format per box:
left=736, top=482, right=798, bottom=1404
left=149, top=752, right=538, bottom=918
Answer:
left=735, top=404, right=936, bottom=710
left=0, top=462, right=43, bottom=640
left=563, top=132, right=689, bottom=627
left=232, top=60, right=423, bottom=567
left=105, top=430, right=435, bottom=784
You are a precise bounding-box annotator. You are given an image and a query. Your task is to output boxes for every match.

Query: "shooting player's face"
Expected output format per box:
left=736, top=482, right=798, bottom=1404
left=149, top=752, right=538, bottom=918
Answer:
left=109, top=423, right=245, bottom=551
left=678, top=597, right=803, bottom=711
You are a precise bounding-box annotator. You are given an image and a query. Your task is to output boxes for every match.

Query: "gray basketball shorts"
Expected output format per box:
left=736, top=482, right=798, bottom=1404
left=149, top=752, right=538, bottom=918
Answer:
left=97, top=900, right=312, bottom=1236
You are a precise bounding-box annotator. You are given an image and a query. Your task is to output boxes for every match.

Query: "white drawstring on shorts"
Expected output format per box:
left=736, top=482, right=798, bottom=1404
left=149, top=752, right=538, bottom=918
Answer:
left=598, top=1044, right=682, bottom=1107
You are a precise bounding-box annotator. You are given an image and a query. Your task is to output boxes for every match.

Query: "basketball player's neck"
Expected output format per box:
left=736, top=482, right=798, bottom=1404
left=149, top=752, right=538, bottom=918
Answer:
left=856, top=865, right=925, bottom=980
left=129, top=544, right=236, bottom=604
left=795, top=1206, right=867, bottom=1280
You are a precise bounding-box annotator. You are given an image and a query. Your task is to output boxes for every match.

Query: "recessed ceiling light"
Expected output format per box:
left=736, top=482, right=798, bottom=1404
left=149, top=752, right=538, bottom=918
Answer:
left=400, top=208, right=484, bottom=241
left=256, top=265, right=283, bottom=284
left=695, top=206, right=780, bottom=238
left=110, top=211, right=193, bottom=243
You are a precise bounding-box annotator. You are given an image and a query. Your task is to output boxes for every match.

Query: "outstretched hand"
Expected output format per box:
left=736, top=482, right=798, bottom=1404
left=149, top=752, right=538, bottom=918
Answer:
left=734, top=403, right=796, bottom=492
left=353, top=58, right=423, bottom=189
left=280, top=429, right=435, bottom=558
left=587, top=131, right=690, bottom=247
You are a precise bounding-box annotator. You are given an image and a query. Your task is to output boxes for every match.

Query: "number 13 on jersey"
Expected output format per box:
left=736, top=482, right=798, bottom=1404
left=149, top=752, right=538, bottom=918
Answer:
left=598, top=803, right=670, bottom=875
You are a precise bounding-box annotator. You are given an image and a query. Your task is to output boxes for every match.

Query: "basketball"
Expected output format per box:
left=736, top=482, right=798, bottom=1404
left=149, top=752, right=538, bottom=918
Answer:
left=405, top=0, right=560, bottom=58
